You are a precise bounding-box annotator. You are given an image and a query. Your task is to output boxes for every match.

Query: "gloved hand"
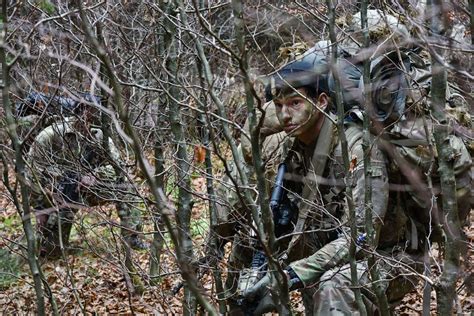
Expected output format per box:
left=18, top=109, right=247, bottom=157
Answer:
left=242, top=267, right=303, bottom=314
left=244, top=267, right=303, bottom=297
left=242, top=273, right=271, bottom=300
left=242, top=273, right=277, bottom=315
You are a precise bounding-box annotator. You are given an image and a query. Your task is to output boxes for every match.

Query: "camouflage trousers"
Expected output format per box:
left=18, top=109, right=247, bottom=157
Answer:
left=311, top=250, right=424, bottom=315
left=32, top=175, right=143, bottom=257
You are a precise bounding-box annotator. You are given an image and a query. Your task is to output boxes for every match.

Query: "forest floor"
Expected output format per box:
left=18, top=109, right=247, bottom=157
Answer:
left=0, top=167, right=472, bottom=315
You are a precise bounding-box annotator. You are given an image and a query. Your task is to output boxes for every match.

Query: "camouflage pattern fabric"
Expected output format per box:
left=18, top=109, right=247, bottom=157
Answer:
left=387, top=116, right=472, bottom=226
left=213, top=132, right=290, bottom=304
left=286, top=123, right=393, bottom=283
left=312, top=251, right=423, bottom=315
left=339, top=9, right=409, bottom=56
left=27, top=117, right=142, bottom=254
left=284, top=118, right=471, bottom=314
left=215, top=103, right=417, bottom=313
left=16, top=114, right=63, bottom=152
left=215, top=30, right=472, bottom=311
left=214, top=101, right=290, bottom=234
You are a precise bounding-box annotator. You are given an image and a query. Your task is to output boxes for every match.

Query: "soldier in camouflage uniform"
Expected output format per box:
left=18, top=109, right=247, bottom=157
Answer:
left=15, top=92, right=90, bottom=152
left=27, top=104, right=147, bottom=258
left=213, top=10, right=472, bottom=314
left=241, top=10, right=472, bottom=315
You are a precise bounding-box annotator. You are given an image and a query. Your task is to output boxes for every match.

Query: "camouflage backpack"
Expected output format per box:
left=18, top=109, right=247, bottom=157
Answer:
left=330, top=10, right=472, bottom=240
left=339, top=48, right=473, bottom=242
left=277, top=26, right=472, bottom=244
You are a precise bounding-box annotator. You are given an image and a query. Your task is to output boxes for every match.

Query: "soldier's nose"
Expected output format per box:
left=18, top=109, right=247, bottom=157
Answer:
left=280, top=105, right=291, bottom=122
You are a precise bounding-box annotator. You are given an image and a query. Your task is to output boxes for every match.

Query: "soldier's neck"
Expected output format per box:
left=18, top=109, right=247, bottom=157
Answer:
left=297, top=114, right=325, bottom=145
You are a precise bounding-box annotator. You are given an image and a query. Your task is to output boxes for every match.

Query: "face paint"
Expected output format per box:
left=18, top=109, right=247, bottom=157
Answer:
left=274, top=88, right=322, bottom=142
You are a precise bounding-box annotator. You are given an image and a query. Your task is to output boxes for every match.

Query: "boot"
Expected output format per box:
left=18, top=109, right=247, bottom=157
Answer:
left=40, top=208, right=74, bottom=259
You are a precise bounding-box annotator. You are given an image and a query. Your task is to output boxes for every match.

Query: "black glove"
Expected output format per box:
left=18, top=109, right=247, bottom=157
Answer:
left=286, top=266, right=303, bottom=290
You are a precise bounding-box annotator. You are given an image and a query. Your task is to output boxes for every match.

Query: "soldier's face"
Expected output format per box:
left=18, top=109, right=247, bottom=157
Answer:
left=274, top=88, right=327, bottom=143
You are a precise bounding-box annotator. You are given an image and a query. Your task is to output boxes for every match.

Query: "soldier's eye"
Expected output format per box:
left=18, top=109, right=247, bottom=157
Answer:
left=274, top=102, right=282, bottom=108
left=291, top=100, right=301, bottom=107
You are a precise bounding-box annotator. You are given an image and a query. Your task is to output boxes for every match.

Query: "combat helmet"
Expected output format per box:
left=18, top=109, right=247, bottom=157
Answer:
left=266, top=41, right=331, bottom=101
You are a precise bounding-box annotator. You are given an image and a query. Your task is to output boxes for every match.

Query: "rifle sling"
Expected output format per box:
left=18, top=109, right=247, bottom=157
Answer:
left=287, top=113, right=336, bottom=256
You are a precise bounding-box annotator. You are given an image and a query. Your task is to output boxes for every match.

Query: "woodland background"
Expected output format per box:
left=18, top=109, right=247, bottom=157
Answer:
left=0, top=0, right=472, bottom=315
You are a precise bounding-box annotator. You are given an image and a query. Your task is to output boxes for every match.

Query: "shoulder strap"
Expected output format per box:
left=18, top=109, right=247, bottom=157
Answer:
left=389, top=138, right=429, bottom=147
left=345, top=123, right=364, bottom=150
left=331, top=123, right=364, bottom=166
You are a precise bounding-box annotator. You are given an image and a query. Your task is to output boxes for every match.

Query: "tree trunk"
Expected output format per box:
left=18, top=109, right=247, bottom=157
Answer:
left=149, top=128, right=166, bottom=284
left=360, top=2, right=390, bottom=314
left=1, top=3, right=47, bottom=314
left=429, top=1, right=463, bottom=314
left=231, top=0, right=292, bottom=314
left=326, top=1, right=367, bottom=315
left=76, top=2, right=146, bottom=295
left=470, top=0, right=474, bottom=45
left=149, top=19, right=167, bottom=286
left=193, top=16, right=227, bottom=313
left=160, top=1, right=196, bottom=314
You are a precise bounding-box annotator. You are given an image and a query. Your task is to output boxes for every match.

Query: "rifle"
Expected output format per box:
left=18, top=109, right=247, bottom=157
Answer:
left=237, top=163, right=298, bottom=314
left=270, top=163, right=298, bottom=235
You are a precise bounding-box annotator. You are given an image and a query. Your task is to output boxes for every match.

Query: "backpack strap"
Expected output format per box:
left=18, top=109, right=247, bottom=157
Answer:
left=389, top=138, right=428, bottom=147
left=345, top=123, right=365, bottom=150
left=318, top=124, right=364, bottom=221
left=331, top=123, right=365, bottom=173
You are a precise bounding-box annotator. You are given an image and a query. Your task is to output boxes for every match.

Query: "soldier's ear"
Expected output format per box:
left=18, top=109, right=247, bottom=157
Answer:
left=317, top=92, right=329, bottom=111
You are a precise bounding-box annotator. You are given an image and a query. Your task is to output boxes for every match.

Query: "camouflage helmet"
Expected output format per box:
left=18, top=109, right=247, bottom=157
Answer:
left=266, top=41, right=331, bottom=101
left=340, top=9, right=409, bottom=55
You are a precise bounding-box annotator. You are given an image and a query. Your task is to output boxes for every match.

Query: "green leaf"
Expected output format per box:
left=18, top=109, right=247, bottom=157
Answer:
left=37, top=0, right=56, bottom=15
left=190, top=218, right=209, bottom=238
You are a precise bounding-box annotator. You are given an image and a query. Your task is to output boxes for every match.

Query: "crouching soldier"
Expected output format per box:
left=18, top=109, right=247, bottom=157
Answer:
left=240, top=22, right=472, bottom=316
left=27, top=102, right=147, bottom=258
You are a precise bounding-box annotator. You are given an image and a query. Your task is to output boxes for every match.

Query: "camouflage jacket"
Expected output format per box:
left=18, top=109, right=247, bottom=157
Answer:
left=283, top=113, right=471, bottom=286
left=27, top=117, right=122, bottom=195
left=281, top=118, right=399, bottom=286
